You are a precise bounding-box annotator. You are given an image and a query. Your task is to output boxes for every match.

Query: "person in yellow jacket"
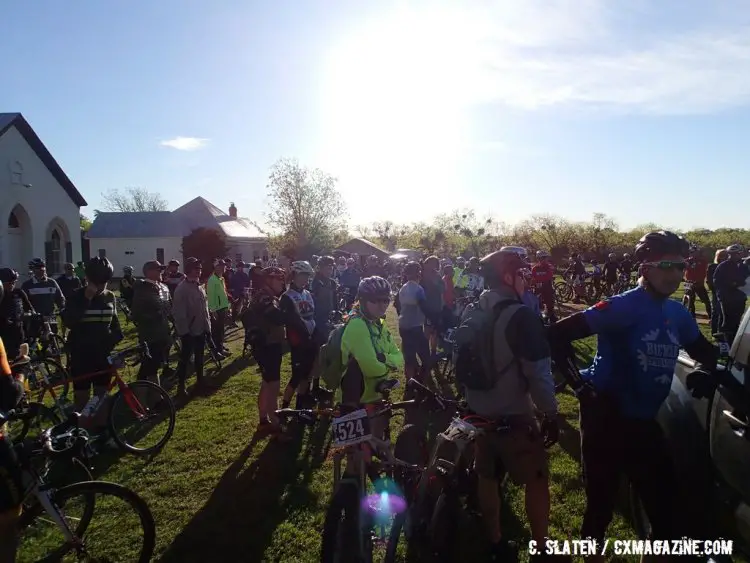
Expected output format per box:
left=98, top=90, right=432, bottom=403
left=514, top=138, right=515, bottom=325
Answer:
left=453, top=256, right=466, bottom=287
left=207, top=259, right=231, bottom=358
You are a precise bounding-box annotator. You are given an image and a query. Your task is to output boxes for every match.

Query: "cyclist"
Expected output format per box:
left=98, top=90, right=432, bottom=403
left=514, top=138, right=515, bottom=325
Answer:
left=713, top=243, right=749, bottom=342
left=0, top=288, right=26, bottom=562
left=62, top=257, right=123, bottom=427
left=619, top=252, right=634, bottom=279
left=21, top=258, right=65, bottom=326
left=163, top=259, right=185, bottom=298
left=280, top=261, right=317, bottom=409
left=172, top=257, right=213, bottom=396
left=394, top=262, right=433, bottom=385
left=56, top=262, right=82, bottom=302
left=340, top=276, right=403, bottom=471
left=602, top=253, right=618, bottom=294
left=119, top=265, right=136, bottom=309
left=683, top=244, right=712, bottom=320
left=564, top=255, right=587, bottom=303
left=590, top=259, right=602, bottom=295
left=0, top=269, right=33, bottom=359
left=229, top=261, right=250, bottom=323
left=548, top=231, right=718, bottom=559
left=420, top=256, right=445, bottom=356
left=452, top=256, right=466, bottom=287
left=441, top=263, right=456, bottom=323
left=246, top=267, right=289, bottom=436
left=207, top=259, right=231, bottom=359
left=74, top=261, right=86, bottom=283
left=131, top=260, right=172, bottom=386
left=311, top=256, right=338, bottom=343
left=531, top=250, right=557, bottom=322
left=707, top=249, right=728, bottom=336
left=464, top=249, right=558, bottom=562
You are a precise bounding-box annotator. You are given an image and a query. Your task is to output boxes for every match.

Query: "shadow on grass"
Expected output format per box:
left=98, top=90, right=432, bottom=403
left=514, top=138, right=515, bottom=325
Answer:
left=158, top=422, right=323, bottom=562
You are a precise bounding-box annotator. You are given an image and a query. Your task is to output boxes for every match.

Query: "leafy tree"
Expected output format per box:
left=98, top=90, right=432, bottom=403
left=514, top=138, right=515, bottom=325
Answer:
left=99, top=187, right=169, bottom=213
left=264, top=158, right=346, bottom=259
left=181, top=228, right=229, bottom=274
left=80, top=214, right=92, bottom=231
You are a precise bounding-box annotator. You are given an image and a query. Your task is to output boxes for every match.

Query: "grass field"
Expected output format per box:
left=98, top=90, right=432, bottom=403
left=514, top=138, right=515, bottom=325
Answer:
left=27, top=283, right=715, bottom=562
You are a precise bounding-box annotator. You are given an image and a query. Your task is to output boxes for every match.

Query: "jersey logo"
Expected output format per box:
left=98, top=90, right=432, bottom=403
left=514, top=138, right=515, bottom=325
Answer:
left=593, top=299, right=610, bottom=310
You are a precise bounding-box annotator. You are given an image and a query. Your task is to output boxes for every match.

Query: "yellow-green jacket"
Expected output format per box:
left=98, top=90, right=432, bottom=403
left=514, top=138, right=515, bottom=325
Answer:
left=341, top=314, right=404, bottom=404
left=207, top=274, right=230, bottom=312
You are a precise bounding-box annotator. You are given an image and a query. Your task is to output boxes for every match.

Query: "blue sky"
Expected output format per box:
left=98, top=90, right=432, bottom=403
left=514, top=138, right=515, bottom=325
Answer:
left=3, top=0, right=750, bottom=232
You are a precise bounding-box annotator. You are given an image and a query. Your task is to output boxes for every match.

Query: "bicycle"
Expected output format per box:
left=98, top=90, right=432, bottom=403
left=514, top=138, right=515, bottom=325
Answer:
left=14, top=342, right=176, bottom=456
left=169, top=320, right=223, bottom=372
left=25, top=312, right=68, bottom=368
left=2, top=410, right=156, bottom=562
left=318, top=378, right=431, bottom=563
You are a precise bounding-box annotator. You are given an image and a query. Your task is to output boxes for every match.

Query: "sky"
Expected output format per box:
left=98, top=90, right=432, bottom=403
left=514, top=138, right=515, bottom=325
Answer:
left=3, top=0, right=750, bottom=232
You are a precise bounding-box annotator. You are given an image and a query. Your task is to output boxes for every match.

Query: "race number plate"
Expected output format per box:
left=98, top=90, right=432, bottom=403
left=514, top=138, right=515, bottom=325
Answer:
left=441, top=417, right=479, bottom=447
left=331, top=409, right=372, bottom=447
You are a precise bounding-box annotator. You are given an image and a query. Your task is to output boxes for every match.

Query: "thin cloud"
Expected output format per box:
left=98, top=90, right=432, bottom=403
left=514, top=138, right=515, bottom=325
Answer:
left=414, top=1, right=750, bottom=115
left=159, top=137, right=210, bottom=151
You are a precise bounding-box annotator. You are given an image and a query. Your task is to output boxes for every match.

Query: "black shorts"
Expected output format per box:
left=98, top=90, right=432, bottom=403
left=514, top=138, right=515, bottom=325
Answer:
left=399, top=326, right=430, bottom=368
left=0, top=437, right=23, bottom=512
left=70, top=352, right=113, bottom=392
left=254, top=344, right=283, bottom=383
left=289, top=346, right=317, bottom=388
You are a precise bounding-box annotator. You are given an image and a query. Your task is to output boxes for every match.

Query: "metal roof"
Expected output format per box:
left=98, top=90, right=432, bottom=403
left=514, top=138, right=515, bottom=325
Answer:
left=87, top=212, right=188, bottom=238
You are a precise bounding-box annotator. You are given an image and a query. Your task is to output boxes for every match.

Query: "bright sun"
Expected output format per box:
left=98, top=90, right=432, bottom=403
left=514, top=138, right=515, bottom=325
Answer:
left=319, top=6, right=480, bottom=220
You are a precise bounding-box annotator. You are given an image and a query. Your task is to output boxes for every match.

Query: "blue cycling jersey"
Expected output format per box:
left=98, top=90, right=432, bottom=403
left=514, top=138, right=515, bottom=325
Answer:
left=522, top=290, right=541, bottom=317
left=581, top=286, right=700, bottom=419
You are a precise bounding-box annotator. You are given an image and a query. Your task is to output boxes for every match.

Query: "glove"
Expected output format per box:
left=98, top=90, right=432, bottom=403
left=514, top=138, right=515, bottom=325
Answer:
left=541, top=416, right=559, bottom=448
left=686, top=369, right=717, bottom=399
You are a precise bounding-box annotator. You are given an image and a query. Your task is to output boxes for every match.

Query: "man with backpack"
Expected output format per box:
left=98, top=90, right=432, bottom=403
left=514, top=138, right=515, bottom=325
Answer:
left=453, top=248, right=558, bottom=563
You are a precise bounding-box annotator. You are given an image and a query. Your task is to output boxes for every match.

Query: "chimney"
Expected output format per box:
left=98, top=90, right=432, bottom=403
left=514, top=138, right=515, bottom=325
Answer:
left=229, top=202, right=237, bottom=218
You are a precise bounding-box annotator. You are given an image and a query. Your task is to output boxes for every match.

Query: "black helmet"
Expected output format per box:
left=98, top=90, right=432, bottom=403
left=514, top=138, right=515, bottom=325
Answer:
left=28, top=258, right=45, bottom=269
left=403, top=261, right=421, bottom=277
left=480, top=249, right=526, bottom=284
left=85, top=256, right=114, bottom=285
left=317, top=256, right=335, bottom=268
left=0, top=268, right=19, bottom=283
left=634, top=231, right=689, bottom=262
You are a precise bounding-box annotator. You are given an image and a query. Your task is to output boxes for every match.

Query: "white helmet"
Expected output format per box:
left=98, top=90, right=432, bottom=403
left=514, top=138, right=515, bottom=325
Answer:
left=608, top=253, right=616, bottom=259
left=726, top=244, right=745, bottom=254
left=536, top=250, right=550, bottom=259
left=290, top=261, right=314, bottom=275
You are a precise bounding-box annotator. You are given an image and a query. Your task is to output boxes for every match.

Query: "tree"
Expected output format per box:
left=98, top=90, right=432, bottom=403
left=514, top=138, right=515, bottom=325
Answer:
left=264, top=158, right=347, bottom=259
left=80, top=214, right=92, bottom=231
left=181, top=228, right=229, bottom=274
left=100, top=187, right=169, bottom=213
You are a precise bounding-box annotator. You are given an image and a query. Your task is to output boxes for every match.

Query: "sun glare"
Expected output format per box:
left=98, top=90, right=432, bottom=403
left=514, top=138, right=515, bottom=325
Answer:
left=319, top=7, right=479, bottom=219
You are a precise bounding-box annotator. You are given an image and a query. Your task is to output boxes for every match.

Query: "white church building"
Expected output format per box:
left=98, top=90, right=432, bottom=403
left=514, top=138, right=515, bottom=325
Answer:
left=0, top=113, right=86, bottom=276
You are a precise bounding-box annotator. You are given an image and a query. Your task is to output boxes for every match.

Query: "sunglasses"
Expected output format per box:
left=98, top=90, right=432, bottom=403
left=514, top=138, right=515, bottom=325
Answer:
left=643, top=260, right=687, bottom=271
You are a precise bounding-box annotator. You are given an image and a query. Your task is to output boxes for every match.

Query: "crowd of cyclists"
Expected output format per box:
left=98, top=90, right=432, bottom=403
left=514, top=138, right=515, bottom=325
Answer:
left=0, top=232, right=748, bottom=561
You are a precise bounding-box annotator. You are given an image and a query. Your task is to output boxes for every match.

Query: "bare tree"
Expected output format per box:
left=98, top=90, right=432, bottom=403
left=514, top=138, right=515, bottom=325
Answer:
left=264, top=158, right=347, bottom=256
left=100, top=187, right=169, bottom=212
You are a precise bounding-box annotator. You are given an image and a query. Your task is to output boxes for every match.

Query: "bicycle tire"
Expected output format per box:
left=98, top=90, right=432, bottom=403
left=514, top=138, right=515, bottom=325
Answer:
left=108, top=380, right=176, bottom=455
left=320, top=481, right=364, bottom=563
left=428, top=488, right=461, bottom=562
left=7, top=402, right=62, bottom=444
left=30, top=356, right=71, bottom=400
left=17, top=480, right=156, bottom=563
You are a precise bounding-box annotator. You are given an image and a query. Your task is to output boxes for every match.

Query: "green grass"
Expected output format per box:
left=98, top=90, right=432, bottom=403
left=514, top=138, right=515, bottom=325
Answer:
left=24, top=283, right=713, bottom=562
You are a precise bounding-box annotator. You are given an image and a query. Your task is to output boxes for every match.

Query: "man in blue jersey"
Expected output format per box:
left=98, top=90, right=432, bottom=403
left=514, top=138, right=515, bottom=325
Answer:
left=548, top=231, right=717, bottom=560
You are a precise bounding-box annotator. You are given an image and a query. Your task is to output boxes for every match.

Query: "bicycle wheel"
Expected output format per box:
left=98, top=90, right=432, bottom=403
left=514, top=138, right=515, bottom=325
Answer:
left=428, top=487, right=461, bottom=563
left=7, top=401, right=62, bottom=444
left=320, top=481, right=364, bottom=563
left=16, top=480, right=156, bottom=563
left=108, top=380, right=176, bottom=455
left=30, top=356, right=71, bottom=400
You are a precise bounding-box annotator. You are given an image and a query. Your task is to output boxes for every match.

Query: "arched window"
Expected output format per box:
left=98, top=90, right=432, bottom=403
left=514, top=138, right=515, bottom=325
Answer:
left=8, top=212, right=19, bottom=228
left=46, top=229, right=62, bottom=274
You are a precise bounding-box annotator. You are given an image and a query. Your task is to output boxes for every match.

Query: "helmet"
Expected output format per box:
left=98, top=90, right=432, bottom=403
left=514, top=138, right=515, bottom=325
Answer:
left=536, top=250, right=550, bottom=259
left=689, top=244, right=699, bottom=253
left=469, top=256, right=479, bottom=264
left=623, top=253, right=631, bottom=259
left=0, top=268, right=18, bottom=283
left=85, top=256, right=114, bottom=285
left=456, top=256, right=466, bottom=266
left=28, top=258, right=45, bottom=269
left=726, top=244, right=745, bottom=254
left=123, top=265, right=134, bottom=273
left=262, top=267, right=286, bottom=281
left=168, top=259, right=180, bottom=267
left=634, top=231, right=690, bottom=261
left=317, top=256, right=335, bottom=268
left=346, top=258, right=355, bottom=265
left=290, top=261, right=314, bottom=275
left=480, top=249, right=527, bottom=283
left=403, top=261, right=421, bottom=277
left=608, top=253, right=616, bottom=259
left=441, top=258, right=453, bottom=267
left=357, top=276, right=391, bottom=300
left=500, top=246, right=529, bottom=262
left=185, top=257, right=202, bottom=273
left=223, top=258, right=232, bottom=265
